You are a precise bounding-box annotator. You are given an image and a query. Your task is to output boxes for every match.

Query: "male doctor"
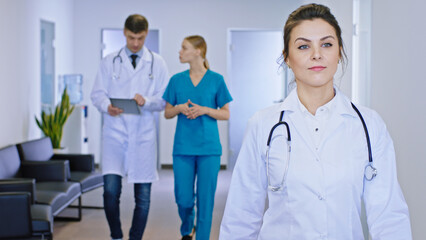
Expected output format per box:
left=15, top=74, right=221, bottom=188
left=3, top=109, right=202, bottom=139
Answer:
left=91, top=14, right=169, bottom=240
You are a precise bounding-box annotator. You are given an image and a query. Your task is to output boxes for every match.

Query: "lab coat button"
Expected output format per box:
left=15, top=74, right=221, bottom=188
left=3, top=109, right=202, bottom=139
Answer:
left=318, top=194, right=325, bottom=200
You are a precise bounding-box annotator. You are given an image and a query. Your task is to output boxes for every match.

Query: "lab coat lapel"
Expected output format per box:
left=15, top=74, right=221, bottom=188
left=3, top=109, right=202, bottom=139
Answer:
left=135, top=46, right=152, bottom=72
left=288, top=110, right=319, bottom=157
left=120, top=49, right=134, bottom=73
left=282, top=90, right=318, bottom=158
left=320, top=89, right=357, bottom=147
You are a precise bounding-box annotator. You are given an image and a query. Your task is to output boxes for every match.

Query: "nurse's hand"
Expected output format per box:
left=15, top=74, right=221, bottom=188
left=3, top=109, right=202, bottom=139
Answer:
left=177, top=100, right=191, bottom=116
left=187, top=100, right=209, bottom=119
left=134, top=94, right=145, bottom=106
left=108, top=104, right=123, bottom=116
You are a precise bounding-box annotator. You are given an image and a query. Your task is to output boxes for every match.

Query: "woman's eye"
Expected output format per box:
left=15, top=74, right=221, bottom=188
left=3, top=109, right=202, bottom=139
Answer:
left=297, top=45, right=308, bottom=50
left=322, top=43, right=333, bottom=47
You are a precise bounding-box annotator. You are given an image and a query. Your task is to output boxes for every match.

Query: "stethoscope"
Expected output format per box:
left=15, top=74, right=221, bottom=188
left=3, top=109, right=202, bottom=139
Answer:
left=266, top=102, right=377, bottom=192
left=112, top=48, right=154, bottom=80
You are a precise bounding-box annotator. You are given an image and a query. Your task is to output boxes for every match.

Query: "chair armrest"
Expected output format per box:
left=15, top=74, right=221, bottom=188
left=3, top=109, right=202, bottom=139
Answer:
left=52, top=153, right=95, bottom=172
left=0, top=179, right=36, bottom=203
left=20, top=160, right=70, bottom=182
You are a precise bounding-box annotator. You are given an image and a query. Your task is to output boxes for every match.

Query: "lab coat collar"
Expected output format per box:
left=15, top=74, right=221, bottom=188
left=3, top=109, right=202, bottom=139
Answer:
left=277, top=87, right=358, bottom=157
left=279, top=87, right=358, bottom=118
left=124, top=46, right=144, bottom=59
left=140, top=46, right=153, bottom=63
left=121, top=46, right=152, bottom=72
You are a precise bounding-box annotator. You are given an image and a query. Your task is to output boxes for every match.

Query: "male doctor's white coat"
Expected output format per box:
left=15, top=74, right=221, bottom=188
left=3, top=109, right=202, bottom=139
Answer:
left=91, top=46, right=169, bottom=183
left=219, top=88, right=411, bottom=240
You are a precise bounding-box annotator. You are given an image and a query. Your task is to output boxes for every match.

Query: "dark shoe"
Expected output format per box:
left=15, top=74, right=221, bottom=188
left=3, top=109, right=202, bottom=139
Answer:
left=181, top=236, right=192, bottom=240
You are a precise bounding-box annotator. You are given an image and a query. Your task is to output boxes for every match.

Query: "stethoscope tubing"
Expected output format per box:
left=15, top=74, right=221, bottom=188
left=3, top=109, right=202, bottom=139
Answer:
left=351, top=103, right=372, bottom=163
left=112, top=48, right=154, bottom=80
left=266, top=102, right=376, bottom=191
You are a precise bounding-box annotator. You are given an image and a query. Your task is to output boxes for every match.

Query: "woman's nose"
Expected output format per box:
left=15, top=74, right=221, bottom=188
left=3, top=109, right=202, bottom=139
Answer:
left=311, top=46, right=322, bottom=60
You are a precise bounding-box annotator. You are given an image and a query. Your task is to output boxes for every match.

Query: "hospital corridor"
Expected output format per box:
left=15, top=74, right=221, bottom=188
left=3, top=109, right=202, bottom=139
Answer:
left=52, top=169, right=232, bottom=239
left=1, top=0, right=426, bottom=239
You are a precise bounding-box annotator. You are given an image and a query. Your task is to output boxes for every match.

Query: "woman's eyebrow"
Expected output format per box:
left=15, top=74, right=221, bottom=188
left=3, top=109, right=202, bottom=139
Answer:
left=294, top=35, right=335, bottom=43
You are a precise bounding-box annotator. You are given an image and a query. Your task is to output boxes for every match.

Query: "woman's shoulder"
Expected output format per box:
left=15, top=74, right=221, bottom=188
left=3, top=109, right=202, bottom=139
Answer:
left=171, top=70, right=189, bottom=80
left=250, top=104, right=284, bottom=127
left=336, top=89, right=384, bottom=127
left=206, top=69, right=224, bottom=80
left=353, top=104, right=386, bottom=130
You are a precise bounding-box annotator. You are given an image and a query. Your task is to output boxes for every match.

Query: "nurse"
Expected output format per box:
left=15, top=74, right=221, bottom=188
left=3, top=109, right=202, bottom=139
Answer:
left=163, top=35, right=232, bottom=240
left=91, top=14, right=169, bottom=240
left=219, top=4, right=412, bottom=240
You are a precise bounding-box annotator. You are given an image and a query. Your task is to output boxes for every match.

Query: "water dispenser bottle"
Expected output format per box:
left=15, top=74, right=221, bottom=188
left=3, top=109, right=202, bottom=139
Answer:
left=63, top=74, right=83, bottom=104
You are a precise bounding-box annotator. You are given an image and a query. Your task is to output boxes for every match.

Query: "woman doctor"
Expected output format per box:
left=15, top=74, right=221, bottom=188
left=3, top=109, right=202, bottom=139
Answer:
left=219, top=4, right=411, bottom=240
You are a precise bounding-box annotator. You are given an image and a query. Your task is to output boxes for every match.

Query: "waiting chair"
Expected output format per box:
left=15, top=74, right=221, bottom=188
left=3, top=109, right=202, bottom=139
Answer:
left=0, top=145, right=58, bottom=239
left=17, top=137, right=104, bottom=210
left=0, top=192, right=32, bottom=239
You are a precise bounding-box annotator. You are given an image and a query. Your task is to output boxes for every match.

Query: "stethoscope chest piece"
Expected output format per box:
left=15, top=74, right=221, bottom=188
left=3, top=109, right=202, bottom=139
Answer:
left=268, top=186, right=281, bottom=192
left=364, top=164, right=377, bottom=181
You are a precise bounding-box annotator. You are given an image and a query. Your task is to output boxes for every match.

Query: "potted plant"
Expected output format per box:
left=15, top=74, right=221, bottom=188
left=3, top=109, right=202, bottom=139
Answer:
left=35, top=88, right=75, bottom=149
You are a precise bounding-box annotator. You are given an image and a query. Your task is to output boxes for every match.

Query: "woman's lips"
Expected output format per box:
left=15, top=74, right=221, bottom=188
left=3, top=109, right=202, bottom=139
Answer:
left=309, top=66, right=326, bottom=71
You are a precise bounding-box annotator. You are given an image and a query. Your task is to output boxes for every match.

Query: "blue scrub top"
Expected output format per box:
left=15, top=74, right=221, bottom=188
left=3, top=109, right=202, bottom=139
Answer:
left=163, top=69, right=233, bottom=156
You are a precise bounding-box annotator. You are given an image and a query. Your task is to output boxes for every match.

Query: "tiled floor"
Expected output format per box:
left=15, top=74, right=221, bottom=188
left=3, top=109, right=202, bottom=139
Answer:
left=53, top=169, right=232, bottom=240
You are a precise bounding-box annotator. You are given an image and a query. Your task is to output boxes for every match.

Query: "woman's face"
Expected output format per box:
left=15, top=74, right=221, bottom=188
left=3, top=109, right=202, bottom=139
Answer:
left=286, top=18, right=341, bottom=91
left=179, top=40, right=199, bottom=63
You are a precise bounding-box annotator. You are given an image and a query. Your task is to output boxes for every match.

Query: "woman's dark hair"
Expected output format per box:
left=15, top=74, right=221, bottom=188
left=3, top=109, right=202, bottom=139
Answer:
left=282, top=4, right=347, bottom=65
left=125, top=14, right=149, bottom=33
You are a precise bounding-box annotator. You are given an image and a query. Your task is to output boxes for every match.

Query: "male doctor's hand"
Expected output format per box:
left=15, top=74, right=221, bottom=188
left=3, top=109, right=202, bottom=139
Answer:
left=134, top=94, right=145, bottom=106
left=108, top=104, right=123, bottom=116
left=187, top=99, right=209, bottom=119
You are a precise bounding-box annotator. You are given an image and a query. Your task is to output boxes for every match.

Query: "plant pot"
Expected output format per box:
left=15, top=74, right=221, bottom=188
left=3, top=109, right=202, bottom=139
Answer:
left=53, top=147, right=68, bottom=154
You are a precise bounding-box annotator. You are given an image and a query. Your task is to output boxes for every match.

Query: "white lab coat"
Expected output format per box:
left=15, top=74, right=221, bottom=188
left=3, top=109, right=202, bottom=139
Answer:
left=220, top=88, right=411, bottom=240
left=91, top=46, right=169, bottom=183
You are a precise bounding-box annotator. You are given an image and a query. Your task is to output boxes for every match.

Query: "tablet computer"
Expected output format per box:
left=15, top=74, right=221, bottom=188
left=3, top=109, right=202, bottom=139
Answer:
left=110, top=98, right=141, bottom=115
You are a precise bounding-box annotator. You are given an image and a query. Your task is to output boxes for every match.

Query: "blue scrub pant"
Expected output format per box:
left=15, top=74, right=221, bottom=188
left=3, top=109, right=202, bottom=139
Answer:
left=103, top=174, right=151, bottom=240
left=173, top=155, right=221, bottom=240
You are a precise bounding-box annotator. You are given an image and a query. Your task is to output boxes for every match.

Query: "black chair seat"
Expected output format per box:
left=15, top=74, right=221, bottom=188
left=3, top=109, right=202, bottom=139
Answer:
left=36, top=182, right=81, bottom=215
left=31, top=204, right=52, bottom=235
left=17, top=137, right=103, bottom=214
left=70, top=171, right=103, bottom=193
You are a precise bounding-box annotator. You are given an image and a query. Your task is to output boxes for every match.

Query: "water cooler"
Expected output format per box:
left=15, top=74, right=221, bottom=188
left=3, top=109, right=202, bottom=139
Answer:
left=61, top=74, right=89, bottom=154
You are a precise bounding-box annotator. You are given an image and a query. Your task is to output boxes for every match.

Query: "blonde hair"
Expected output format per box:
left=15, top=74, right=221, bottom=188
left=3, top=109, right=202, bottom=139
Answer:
left=184, top=35, right=209, bottom=69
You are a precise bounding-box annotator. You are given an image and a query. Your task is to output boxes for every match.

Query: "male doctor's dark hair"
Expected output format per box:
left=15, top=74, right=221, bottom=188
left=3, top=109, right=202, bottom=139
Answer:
left=125, top=14, right=149, bottom=33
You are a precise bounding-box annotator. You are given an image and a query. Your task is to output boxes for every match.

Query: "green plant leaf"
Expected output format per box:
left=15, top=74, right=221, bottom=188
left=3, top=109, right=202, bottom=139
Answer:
left=34, top=86, right=75, bottom=148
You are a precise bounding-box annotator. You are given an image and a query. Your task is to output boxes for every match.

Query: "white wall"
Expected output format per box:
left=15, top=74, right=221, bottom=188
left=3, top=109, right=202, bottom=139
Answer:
left=371, top=0, right=426, bottom=238
left=0, top=0, right=74, bottom=148
left=73, top=0, right=307, bottom=165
